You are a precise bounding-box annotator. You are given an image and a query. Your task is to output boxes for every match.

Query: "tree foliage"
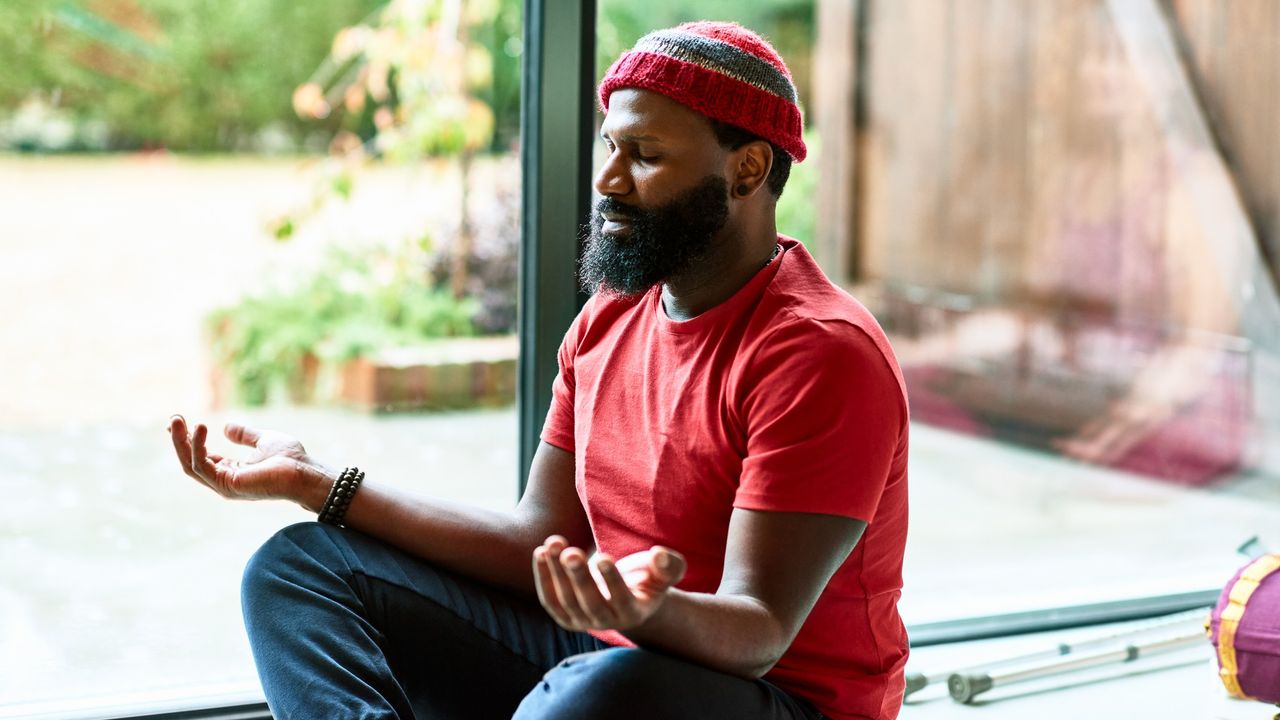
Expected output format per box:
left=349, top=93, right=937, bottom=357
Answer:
left=1, top=0, right=386, bottom=151
left=292, top=0, right=510, bottom=160
left=2, top=0, right=811, bottom=153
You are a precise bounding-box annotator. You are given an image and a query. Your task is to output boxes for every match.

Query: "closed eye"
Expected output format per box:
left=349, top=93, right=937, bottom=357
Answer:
left=599, top=133, right=660, bottom=164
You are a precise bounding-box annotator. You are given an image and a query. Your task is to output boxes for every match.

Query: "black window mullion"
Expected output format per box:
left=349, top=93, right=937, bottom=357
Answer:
left=517, top=0, right=597, bottom=493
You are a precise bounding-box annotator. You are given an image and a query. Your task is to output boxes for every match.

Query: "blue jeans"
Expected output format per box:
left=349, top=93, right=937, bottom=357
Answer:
left=241, top=522, right=823, bottom=719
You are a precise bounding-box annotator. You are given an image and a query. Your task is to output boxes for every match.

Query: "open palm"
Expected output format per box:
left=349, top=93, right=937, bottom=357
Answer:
left=169, top=415, right=311, bottom=501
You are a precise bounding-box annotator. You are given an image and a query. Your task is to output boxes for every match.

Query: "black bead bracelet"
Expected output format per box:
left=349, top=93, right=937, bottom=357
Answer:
left=318, top=467, right=365, bottom=527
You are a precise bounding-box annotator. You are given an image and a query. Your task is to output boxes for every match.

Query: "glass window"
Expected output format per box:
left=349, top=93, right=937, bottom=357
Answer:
left=1, top=0, right=523, bottom=711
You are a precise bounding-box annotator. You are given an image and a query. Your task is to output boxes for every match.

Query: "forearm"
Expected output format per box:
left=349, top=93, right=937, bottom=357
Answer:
left=625, top=589, right=790, bottom=679
left=173, top=418, right=581, bottom=595
left=291, top=462, right=547, bottom=595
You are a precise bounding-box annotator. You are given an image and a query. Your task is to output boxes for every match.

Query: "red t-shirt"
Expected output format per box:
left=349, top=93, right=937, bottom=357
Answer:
left=541, top=238, right=910, bottom=720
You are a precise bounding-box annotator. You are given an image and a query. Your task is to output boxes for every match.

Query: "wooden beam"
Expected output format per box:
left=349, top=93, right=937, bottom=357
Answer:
left=813, top=0, right=861, bottom=282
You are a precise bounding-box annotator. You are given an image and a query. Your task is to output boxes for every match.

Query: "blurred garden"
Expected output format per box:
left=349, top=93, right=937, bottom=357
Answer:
left=0, top=0, right=818, bottom=422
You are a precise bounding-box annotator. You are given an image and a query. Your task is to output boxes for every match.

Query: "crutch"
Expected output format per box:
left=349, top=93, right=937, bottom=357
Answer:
left=903, top=607, right=1208, bottom=698
left=947, top=625, right=1206, bottom=703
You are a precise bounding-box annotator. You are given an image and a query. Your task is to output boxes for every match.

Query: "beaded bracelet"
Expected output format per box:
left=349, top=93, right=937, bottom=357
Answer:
left=318, top=467, right=365, bottom=527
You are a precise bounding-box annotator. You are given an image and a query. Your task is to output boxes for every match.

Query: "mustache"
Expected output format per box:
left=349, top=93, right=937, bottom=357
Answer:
left=594, top=197, right=642, bottom=220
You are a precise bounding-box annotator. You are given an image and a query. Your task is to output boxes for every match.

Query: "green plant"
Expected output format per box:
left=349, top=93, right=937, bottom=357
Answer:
left=278, top=0, right=520, bottom=301
left=207, top=239, right=477, bottom=406
left=775, top=129, right=818, bottom=245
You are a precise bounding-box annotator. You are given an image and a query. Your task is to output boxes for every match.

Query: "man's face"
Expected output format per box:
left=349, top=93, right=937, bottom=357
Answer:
left=580, top=89, right=732, bottom=297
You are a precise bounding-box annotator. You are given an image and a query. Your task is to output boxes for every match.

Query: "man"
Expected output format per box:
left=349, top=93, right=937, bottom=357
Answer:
left=170, top=21, right=909, bottom=720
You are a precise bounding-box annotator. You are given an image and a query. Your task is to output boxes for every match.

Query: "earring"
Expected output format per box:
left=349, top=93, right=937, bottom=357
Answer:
left=736, top=184, right=750, bottom=196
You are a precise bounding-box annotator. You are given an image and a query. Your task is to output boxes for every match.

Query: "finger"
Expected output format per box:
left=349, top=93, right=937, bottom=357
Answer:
left=562, top=548, right=617, bottom=627
left=224, top=422, right=262, bottom=448
left=647, top=546, right=687, bottom=588
left=587, top=553, right=613, bottom=598
left=191, top=424, right=220, bottom=481
left=169, top=416, right=200, bottom=480
left=594, top=555, right=641, bottom=625
left=192, top=423, right=208, bottom=470
left=545, top=544, right=591, bottom=627
left=533, top=546, right=574, bottom=627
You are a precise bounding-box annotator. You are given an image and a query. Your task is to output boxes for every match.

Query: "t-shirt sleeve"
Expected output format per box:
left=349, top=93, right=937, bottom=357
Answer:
left=734, top=317, right=905, bottom=523
left=539, top=304, right=589, bottom=453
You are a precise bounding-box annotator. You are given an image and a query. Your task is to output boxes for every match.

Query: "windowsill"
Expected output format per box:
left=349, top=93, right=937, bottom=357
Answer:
left=0, top=684, right=265, bottom=720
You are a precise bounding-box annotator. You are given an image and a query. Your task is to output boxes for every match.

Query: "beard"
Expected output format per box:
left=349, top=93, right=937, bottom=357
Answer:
left=579, top=175, right=730, bottom=297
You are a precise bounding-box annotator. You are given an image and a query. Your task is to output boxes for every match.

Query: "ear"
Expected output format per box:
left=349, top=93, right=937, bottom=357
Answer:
left=729, top=140, right=773, bottom=199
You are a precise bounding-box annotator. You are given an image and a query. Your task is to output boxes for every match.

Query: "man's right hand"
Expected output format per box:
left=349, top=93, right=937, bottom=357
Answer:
left=168, top=414, right=334, bottom=510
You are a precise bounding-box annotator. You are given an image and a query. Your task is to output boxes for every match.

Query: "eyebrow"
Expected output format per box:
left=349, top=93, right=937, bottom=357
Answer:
left=600, top=131, right=662, bottom=143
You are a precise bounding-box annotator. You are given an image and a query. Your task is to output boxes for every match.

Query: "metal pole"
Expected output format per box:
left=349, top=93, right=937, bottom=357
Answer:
left=904, top=607, right=1209, bottom=697
left=948, top=627, right=1206, bottom=704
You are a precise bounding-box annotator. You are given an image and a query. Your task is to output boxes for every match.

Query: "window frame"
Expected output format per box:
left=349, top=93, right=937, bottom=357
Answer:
left=516, top=0, right=597, bottom=492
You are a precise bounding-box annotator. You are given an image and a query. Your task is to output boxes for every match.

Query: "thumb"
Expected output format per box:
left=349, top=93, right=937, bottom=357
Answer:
left=648, top=546, right=686, bottom=587
left=224, top=422, right=262, bottom=448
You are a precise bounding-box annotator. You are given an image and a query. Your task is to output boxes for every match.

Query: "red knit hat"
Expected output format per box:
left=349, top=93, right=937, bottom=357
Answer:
left=598, top=21, right=807, bottom=163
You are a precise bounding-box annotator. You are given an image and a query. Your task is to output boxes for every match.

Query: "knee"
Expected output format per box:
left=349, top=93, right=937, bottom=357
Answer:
left=514, top=649, right=676, bottom=720
left=241, top=521, right=342, bottom=609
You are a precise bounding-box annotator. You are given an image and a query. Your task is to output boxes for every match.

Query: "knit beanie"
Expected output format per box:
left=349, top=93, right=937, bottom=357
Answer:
left=598, top=21, right=807, bottom=163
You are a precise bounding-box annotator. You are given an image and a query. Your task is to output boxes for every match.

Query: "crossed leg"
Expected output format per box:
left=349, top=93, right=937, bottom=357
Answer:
left=241, top=522, right=820, bottom=720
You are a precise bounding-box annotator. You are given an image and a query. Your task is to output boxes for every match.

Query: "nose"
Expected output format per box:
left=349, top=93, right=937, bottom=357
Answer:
left=593, top=148, right=632, bottom=198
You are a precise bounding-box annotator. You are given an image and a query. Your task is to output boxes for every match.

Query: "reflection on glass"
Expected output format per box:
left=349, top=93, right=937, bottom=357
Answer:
left=850, top=0, right=1280, bottom=620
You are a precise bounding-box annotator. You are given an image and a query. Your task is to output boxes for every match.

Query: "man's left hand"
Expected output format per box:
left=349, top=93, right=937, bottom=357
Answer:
left=533, top=535, right=685, bottom=632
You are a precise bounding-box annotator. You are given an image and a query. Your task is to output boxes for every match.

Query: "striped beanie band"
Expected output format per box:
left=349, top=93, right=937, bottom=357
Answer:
left=598, top=21, right=807, bottom=163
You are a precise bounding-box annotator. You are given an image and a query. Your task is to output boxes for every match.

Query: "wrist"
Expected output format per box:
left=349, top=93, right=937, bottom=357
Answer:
left=293, top=458, right=339, bottom=514
left=628, top=586, right=682, bottom=638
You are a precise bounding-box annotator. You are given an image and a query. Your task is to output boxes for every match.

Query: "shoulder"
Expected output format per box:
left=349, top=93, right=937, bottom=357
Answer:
left=744, top=312, right=907, bottom=415
left=748, top=241, right=905, bottom=396
left=766, top=240, right=885, bottom=328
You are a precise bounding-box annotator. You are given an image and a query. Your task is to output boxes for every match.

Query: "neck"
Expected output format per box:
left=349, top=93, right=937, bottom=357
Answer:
left=661, top=214, right=778, bottom=322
